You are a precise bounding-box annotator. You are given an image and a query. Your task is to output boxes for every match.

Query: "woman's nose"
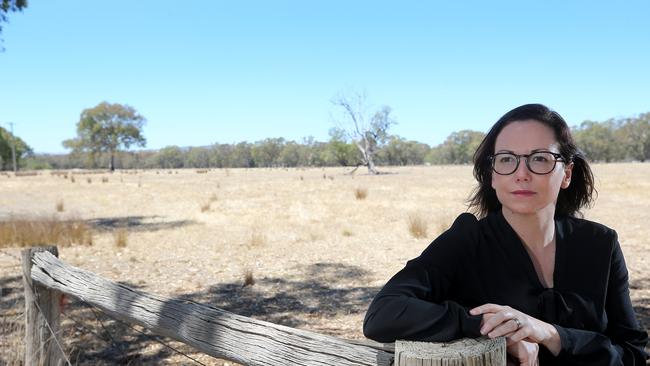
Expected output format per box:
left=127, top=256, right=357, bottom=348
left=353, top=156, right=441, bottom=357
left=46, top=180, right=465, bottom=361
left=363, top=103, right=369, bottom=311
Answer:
left=514, top=159, right=531, bottom=181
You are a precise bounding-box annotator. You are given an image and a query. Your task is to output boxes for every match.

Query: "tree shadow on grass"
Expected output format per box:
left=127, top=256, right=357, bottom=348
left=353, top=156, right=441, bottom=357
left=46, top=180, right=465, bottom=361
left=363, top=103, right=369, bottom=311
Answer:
left=179, top=262, right=380, bottom=329
left=1, top=262, right=382, bottom=365
left=87, top=216, right=196, bottom=233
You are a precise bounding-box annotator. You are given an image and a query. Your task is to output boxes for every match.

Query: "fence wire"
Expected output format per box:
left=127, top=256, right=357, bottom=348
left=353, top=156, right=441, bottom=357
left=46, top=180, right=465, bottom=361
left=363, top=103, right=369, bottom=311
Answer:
left=22, top=254, right=212, bottom=366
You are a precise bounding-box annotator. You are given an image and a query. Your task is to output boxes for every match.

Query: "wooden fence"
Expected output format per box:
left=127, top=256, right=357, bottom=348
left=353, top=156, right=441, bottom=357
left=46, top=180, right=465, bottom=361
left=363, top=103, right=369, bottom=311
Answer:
left=21, top=246, right=505, bottom=366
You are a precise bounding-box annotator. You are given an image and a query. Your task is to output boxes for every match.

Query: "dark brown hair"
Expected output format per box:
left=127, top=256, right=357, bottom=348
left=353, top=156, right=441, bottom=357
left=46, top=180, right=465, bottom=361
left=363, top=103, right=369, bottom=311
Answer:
left=468, top=103, right=596, bottom=218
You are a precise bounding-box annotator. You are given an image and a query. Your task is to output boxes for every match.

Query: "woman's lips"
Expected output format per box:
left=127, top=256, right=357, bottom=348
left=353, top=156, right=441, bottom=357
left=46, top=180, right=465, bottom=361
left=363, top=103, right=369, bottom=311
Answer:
left=512, top=190, right=536, bottom=196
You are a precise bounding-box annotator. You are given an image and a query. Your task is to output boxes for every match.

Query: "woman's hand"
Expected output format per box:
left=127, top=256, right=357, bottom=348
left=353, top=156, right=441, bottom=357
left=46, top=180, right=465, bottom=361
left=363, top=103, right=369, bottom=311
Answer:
left=470, top=303, right=561, bottom=356
left=506, top=340, right=539, bottom=366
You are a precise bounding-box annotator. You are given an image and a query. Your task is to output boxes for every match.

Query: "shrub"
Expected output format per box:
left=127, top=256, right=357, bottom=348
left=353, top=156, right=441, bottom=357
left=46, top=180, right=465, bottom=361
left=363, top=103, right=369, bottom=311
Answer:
left=354, top=187, right=368, bottom=200
left=407, top=212, right=428, bottom=239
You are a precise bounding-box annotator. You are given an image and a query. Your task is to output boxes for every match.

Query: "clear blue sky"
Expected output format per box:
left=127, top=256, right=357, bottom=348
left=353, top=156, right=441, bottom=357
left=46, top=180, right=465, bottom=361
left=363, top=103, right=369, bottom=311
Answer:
left=1, top=1, right=649, bottom=154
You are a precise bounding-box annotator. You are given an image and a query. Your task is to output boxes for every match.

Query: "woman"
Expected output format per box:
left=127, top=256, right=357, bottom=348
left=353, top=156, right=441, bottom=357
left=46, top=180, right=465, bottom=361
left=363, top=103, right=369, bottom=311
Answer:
left=363, top=104, right=648, bottom=365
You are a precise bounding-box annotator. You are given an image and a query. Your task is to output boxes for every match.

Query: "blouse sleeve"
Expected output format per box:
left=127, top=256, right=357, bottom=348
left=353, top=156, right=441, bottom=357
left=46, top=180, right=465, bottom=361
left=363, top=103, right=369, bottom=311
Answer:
left=553, top=232, right=648, bottom=365
left=363, top=213, right=483, bottom=343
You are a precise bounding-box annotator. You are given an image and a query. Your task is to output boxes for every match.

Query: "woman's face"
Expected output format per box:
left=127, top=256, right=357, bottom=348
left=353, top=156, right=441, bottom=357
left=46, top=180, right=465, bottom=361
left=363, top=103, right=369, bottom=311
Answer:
left=491, top=120, right=573, bottom=217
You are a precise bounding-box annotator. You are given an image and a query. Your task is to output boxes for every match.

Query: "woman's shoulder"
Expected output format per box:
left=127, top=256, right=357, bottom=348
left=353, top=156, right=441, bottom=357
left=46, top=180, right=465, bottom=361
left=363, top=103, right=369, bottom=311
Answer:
left=558, top=215, right=619, bottom=252
left=428, top=212, right=481, bottom=248
left=560, top=215, right=617, bottom=239
left=417, top=212, right=481, bottom=264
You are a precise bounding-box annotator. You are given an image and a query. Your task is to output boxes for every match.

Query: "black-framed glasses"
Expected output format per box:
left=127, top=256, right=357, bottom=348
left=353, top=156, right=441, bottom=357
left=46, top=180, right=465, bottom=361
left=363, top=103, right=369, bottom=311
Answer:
left=489, top=151, right=566, bottom=175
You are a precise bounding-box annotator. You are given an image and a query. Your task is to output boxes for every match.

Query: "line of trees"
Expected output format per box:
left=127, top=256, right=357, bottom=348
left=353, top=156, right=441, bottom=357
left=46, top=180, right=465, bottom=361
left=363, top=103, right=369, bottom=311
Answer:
left=25, top=134, right=431, bottom=170
left=572, top=113, right=650, bottom=162
left=20, top=110, right=650, bottom=171
left=9, top=105, right=650, bottom=171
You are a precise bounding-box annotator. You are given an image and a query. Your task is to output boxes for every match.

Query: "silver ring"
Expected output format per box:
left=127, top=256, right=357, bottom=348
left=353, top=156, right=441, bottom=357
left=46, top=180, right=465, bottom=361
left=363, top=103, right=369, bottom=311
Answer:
left=513, top=318, right=522, bottom=329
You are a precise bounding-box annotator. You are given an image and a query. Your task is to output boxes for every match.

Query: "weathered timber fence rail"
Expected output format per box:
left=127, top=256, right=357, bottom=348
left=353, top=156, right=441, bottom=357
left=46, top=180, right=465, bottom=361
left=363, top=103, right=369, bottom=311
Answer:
left=21, top=247, right=505, bottom=366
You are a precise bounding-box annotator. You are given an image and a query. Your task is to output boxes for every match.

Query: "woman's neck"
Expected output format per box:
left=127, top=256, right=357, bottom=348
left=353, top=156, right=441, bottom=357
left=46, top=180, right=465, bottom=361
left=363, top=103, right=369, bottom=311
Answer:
left=501, top=205, right=556, bottom=250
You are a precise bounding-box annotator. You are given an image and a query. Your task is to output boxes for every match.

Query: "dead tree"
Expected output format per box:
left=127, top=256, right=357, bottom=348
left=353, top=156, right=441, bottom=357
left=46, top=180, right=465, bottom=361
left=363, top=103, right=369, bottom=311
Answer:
left=331, top=91, right=396, bottom=174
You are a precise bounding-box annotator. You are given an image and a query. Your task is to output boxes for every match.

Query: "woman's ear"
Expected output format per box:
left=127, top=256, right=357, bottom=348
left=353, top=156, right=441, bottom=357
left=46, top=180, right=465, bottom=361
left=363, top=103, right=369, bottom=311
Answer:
left=561, top=162, right=574, bottom=189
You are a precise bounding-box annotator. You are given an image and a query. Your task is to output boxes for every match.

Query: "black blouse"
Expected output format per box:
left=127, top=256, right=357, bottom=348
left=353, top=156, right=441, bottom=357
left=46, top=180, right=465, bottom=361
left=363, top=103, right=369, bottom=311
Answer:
left=363, top=211, right=649, bottom=365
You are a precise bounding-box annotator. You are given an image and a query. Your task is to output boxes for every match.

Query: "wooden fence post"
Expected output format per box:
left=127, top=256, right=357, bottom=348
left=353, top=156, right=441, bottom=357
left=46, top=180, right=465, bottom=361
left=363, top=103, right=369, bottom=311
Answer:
left=22, top=246, right=65, bottom=366
left=395, top=337, right=506, bottom=366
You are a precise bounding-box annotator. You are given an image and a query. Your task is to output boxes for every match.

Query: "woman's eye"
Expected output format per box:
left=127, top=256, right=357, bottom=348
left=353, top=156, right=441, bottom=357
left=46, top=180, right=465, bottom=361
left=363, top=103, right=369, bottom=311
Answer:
left=532, top=155, right=549, bottom=162
left=499, top=156, right=515, bottom=163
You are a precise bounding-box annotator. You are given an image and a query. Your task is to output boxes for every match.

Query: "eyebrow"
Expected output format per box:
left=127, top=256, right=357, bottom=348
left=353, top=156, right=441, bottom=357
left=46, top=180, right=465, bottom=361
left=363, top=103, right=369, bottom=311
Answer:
left=494, top=148, right=556, bottom=154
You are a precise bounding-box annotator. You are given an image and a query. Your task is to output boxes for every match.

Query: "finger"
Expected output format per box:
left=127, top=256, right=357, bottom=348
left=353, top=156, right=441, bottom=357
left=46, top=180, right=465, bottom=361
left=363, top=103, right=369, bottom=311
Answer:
left=507, top=327, right=531, bottom=344
left=470, top=303, right=503, bottom=315
left=481, top=310, right=517, bottom=335
left=487, top=319, right=520, bottom=338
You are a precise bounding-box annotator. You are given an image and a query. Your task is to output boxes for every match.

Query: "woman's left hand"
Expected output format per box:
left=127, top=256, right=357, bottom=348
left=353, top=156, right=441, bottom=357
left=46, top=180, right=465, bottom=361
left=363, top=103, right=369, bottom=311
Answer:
left=470, top=303, right=560, bottom=354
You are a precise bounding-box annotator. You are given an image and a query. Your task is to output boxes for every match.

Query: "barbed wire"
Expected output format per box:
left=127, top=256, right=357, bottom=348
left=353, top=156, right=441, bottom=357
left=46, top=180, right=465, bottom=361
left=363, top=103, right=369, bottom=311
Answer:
left=23, top=276, right=73, bottom=366
left=20, top=250, right=213, bottom=366
left=81, top=299, right=210, bottom=366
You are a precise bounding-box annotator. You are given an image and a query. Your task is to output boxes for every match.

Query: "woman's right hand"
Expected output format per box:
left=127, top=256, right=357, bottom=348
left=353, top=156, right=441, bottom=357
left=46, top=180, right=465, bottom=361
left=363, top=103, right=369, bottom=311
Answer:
left=506, top=339, right=539, bottom=366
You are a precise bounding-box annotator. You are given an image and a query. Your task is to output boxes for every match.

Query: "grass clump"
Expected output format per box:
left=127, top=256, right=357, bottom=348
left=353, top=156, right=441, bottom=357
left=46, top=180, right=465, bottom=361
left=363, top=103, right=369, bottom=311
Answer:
left=354, top=187, right=368, bottom=200
left=55, top=199, right=64, bottom=212
left=200, top=202, right=211, bottom=213
left=249, top=228, right=266, bottom=247
left=407, top=212, right=428, bottom=239
left=243, top=268, right=255, bottom=287
left=114, top=228, right=128, bottom=248
left=0, top=216, right=93, bottom=248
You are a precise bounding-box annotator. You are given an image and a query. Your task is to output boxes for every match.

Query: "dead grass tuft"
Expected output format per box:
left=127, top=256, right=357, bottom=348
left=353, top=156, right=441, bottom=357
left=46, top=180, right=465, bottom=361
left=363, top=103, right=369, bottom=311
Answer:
left=86, top=177, right=92, bottom=184
left=243, top=268, right=255, bottom=287
left=249, top=228, right=267, bottom=247
left=342, top=229, right=353, bottom=237
left=70, top=175, right=76, bottom=183
left=101, top=177, right=109, bottom=183
left=200, top=201, right=211, bottom=213
left=114, top=228, right=128, bottom=248
left=209, top=193, right=218, bottom=202
left=55, top=199, right=64, bottom=213
left=407, top=212, right=428, bottom=239
left=354, top=187, right=368, bottom=200
left=0, top=216, right=93, bottom=248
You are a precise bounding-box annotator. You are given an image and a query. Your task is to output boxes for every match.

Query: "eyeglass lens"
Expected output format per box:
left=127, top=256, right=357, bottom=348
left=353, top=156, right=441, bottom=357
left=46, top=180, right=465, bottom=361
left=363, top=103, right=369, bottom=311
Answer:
left=493, top=152, right=558, bottom=175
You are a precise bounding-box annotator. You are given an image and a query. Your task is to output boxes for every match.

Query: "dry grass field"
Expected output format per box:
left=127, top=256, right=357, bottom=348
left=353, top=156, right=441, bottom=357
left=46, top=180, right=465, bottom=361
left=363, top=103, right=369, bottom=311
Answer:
left=1, top=164, right=649, bottom=365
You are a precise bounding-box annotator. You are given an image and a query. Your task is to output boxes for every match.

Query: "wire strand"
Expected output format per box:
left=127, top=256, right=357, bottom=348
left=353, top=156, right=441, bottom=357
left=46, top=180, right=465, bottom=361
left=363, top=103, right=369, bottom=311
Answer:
left=23, top=278, right=73, bottom=366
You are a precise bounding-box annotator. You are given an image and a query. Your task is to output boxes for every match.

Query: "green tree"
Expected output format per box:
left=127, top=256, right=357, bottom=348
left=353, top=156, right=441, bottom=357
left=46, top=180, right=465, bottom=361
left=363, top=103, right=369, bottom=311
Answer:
left=618, top=113, right=650, bottom=162
left=251, top=138, right=285, bottom=167
left=278, top=141, right=302, bottom=167
left=230, top=142, right=254, bottom=168
left=156, top=145, right=184, bottom=168
left=377, top=136, right=431, bottom=166
left=186, top=147, right=211, bottom=168
left=63, top=102, right=146, bottom=171
left=0, top=0, right=26, bottom=45
left=0, top=126, right=32, bottom=170
left=324, top=127, right=359, bottom=166
left=425, top=130, right=485, bottom=164
left=572, top=120, right=623, bottom=162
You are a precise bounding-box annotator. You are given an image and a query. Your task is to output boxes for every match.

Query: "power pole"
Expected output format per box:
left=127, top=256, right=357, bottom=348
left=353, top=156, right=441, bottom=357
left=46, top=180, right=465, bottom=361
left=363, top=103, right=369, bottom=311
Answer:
left=9, top=122, right=17, bottom=173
